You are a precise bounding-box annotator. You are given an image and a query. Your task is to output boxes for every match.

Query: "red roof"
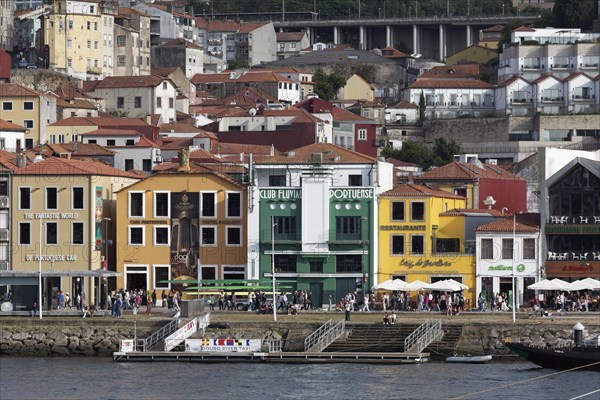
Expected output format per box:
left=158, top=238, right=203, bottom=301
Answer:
left=476, top=214, right=540, bottom=232
left=482, top=25, right=504, bottom=32
left=159, top=123, right=204, bottom=134
left=237, top=22, right=269, bottom=34
left=0, top=83, right=40, bottom=97
left=16, top=157, right=142, bottom=178
left=256, top=143, right=375, bottom=165
left=419, top=65, right=483, bottom=80
left=416, top=162, right=524, bottom=181
left=440, top=208, right=507, bottom=217
left=158, top=38, right=202, bottom=50
left=235, top=71, right=294, bottom=83
left=512, top=25, right=535, bottom=32
left=295, top=98, right=374, bottom=122
left=380, top=47, right=408, bottom=59
left=0, top=119, right=26, bottom=131
left=80, top=129, right=141, bottom=137
left=190, top=72, right=232, bottom=85
left=409, top=79, right=494, bottom=89
left=388, top=100, right=418, bottom=109
left=95, top=75, right=166, bottom=89
left=380, top=184, right=465, bottom=199
left=276, top=32, right=306, bottom=42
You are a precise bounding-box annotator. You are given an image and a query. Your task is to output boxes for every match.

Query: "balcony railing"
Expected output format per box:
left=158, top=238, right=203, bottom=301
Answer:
left=548, top=215, right=600, bottom=224
left=572, top=94, right=594, bottom=101
left=511, top=98, right=531, bottom=104
left=547, top=251, right=600, bottom=261
left=542, top=96, right=563, bottom=102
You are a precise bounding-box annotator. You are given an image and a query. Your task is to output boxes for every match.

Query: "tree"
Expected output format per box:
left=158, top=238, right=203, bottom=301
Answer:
left=313, top=68, right=346, bottom=101
left=228, top=60, right=249, bottom=70
left=381, top=140, right=433, bottom=170
left=431, top=138, right=460, bottom=167
left=497, top=20, right=524, bottom=50
left=418, top=91, right=426, bottom=122
left=553, top=0, right=597, bottom=31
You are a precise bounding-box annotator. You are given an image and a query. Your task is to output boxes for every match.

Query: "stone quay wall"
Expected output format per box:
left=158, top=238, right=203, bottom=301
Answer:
left=1, top=319, right=599, bottom=357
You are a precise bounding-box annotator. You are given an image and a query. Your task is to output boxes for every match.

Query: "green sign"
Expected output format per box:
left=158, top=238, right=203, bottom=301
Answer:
left=545, top=225, right=600, bottom=234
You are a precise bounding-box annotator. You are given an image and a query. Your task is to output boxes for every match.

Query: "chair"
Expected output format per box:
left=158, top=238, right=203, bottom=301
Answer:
left=548, top=251, right=557, bottom=260
left=557, top=253, right=569, bottom=260
left=558, top=216, right=569, bottom=223
left=594, top=216, right=600, bottom=223
left=581, top=252, right=589, bottom=260
left=579, top=216, right=588, bottom=224
left=593, top=252, right=600, bottom=261
left=572, top=253, right=580, bottom=260
left=550, top=216, right=560, bottom=223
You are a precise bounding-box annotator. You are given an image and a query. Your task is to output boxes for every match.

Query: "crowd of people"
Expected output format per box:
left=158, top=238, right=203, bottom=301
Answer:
left=106, top=288, right=183, bottom=317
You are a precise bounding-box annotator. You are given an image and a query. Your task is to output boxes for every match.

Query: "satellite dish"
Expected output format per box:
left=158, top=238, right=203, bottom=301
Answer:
left=249, top=108, right=257, bottom=116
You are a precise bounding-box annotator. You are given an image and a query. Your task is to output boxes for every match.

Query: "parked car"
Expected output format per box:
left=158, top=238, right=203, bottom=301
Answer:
left=17, top=59, right=28, bottom=68
left=26, top=63, right=37, bottom=69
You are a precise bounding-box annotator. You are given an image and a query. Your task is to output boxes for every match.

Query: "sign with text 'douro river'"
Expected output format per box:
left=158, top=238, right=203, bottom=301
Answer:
left=185, top=338, right=262, bottom=353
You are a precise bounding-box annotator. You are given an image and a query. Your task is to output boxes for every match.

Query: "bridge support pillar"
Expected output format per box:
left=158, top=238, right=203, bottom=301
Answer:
left=439, top=24, right=445, bottom=61
left=466, top=25, right=472, bottom=47
left=359, top=25, right=365, bottom=50
left=386, top=25, right=392, bottom=48
left=412, top=24, right=419, bottom=54
left=307, top=27, right=314, bottom=45
left=333, top=26, right=340, bottom=44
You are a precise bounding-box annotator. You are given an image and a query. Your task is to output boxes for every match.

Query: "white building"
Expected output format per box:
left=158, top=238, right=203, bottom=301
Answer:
left=0, top=120, right=27, bottom=152
left=475, top=215, right=541, bottom=311
left=79, top=128, right=161, bottom=174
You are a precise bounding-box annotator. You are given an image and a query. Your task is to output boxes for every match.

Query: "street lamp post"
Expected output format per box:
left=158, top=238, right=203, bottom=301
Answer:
left=360, top=217, right=368, bottom=295
left=102, top=217, right=111, bottom=309
left=38, top=220, right=43, bottom=319
left=512, top=213, right=516, bottom=324
left=271, top=216, right=277, bottom=322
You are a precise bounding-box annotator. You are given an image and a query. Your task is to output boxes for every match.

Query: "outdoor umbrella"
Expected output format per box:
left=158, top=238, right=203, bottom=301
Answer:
left=444, top=279, right=469, bottom=290
left=404, top=279, right=428, bottom=291
left=424, top=280, right=463, bottom=292
left=372, top=278, right=407, bottom=291
left=528, top=279, right=562, bottom=290
left=566, top=278, right=600, bottom=291
left=549, top=278, right=571, bottom=291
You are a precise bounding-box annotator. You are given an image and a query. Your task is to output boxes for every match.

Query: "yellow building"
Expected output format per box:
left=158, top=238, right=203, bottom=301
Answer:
left=339, top=74, right=375, bottom=102
left=45, top=0, right=116, bottom=80
left=0, top=83, right=57, bottom=149
left=445, top=45, right=498, bottom=67
left=10, top=155, right=140, bottom=311
left=378, top=184, right=481, bottom=305
left=115, top=157, right=247, bottom=298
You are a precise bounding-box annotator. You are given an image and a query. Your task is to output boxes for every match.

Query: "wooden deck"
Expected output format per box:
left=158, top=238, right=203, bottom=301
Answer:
left=113, top=350, right=429, bottom=364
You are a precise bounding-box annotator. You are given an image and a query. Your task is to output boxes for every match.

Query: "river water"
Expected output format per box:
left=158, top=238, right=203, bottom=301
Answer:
left=0, top=357, right=598, bottom=400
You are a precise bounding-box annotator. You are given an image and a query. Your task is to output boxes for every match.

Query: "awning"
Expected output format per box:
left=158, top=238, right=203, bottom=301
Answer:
left=0, top=269, right=122, bottom=278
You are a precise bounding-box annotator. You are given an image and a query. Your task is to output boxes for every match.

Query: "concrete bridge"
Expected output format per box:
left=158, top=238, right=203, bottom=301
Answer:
left=273, top=15, right=538, bottom=61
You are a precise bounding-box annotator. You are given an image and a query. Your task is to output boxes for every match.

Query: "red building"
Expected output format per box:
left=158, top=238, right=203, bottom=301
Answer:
left=0, top=49, right=11, bottom=82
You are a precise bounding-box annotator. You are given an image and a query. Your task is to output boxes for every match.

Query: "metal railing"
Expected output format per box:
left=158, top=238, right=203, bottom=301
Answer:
left=404, top=319, right=444, bottom=354
left=304, top=319, right=346, bottom=352
left=138, top=318, right=179, bottom=352
left=197, top=312, right=211, bottom=335
left=265, top=339, right=282, bottom=353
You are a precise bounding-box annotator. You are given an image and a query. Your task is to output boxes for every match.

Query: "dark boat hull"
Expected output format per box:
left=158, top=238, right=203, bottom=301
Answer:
left=504, top=342, right=600, bottom=371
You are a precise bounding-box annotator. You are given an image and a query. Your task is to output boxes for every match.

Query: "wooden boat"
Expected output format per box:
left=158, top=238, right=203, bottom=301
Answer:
left=504, top=342, right=600, bottom=371
left=445, top=354, right=492, bottom=364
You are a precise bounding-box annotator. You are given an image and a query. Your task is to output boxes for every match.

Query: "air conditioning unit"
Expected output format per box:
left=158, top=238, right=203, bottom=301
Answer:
left=0, top=229, right=8, bottom=241
left=0, top=196, right=8, bottom=208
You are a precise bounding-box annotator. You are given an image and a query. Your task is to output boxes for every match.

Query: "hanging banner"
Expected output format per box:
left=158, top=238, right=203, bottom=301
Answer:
left=171, top=192, right=199, bottom=280
left=95, top=186, right=103, bottom=250
left=185, top=338, right=262, bottom=353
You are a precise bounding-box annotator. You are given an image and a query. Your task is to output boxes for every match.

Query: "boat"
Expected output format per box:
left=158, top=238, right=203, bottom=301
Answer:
left=445, top=354, right=492, bottom=363
left=503, top=342, right=600, bottom=371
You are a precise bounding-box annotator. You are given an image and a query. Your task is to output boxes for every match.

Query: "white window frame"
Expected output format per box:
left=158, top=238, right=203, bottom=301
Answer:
left=71, top=221, right=84, bottom=245
left=128, top=191, right=145, bottom=218
left=153, top=225, right=170, bottom=246
left=71, top=186, right=84, bottom=210
left=18, top=221, right=31, bottom=245
left=153, top=264, right=171, bottom=290
left=153, top=191, right=170, bottom=218
left=23, top=120, right=34, bottom=129
left=124, top=264, right=149, bottom=291
left=225, top=191, right=243, bottom=219
left=221, top=264, right=247, bottom=280
left=225, top=225, right=242, bottom=246
left=45, top=221, right=58, bottom=245
left=200, top=225, right=217, bottom=246
left=45, top=186, right=58, bottom=210
left=200, top=191, right=217, bottom=219
left=23, top=101, right=34, bottom=111
left=358, top=129, right=367, bottom=140
left=128, top=225, right=145, bottom=246
left=18, top=186, right=32, bottom=210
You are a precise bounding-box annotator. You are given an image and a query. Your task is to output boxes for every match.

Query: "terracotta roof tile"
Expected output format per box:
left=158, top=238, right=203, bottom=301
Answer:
left=416, top=162, right=524, bottom=181
left=440, top=208, right=507, bottom=217
left=476, top=215, right=540, bottom=232
left=158, top=38, right=202, bottom=50
left=159, top=123, right=203, bottom=134
left=80, top=128, right=141, bottom=137
left=0, top=83, right=40, bottom=97
left=235, top=71, right=294, bottom=83
left=419, top=64, right=482, bottom=80
left=277, top=32, right=306, bottom=42
left=216, top=143, right=280, bottom=156
left=388, top=100, right=418, bottom=109
left=151, top=161, right=246, bottom=189
left=38, top=143, right=115, bottom=157
left=295, top=98, right=374, bottom=122
left=380, top=184, right=465, bottom=199
left=16, top=157, right=141, bottom=178
left=56, top=98, right=97, bottom=109
left=482, top=24, right=504, bottom=32
left=256, top=143, right=375, bottom=165
left=237, top=22, right=268, bottom=34
left=0, top=119, right=26, bottom=130
left=190, top=72, right=232, bottom=84
left=380, top=47, right=408, bottom=58
left=95, top=75, right=166, bottom=89
left=409, top=79, right=494, bottom=89
left=512, top=25, right=535, bottom=32
left=206, top=20, right=239, bottom=32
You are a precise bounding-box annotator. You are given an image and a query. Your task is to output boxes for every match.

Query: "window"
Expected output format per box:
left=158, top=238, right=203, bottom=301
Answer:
left=391, top=235, right=404, bottom=255
left=411, top=235, right=424, bottom=255
left=154, top=192, right=169, bottom=218
left=142, top=159, right=152, bottom=172
left=134, top=96, right=142, bottom=108
left=23, top=102, right=34, bottom=110
left=94, top=41, right=98, bottom=49
left=117, top=35, right=126, bottom=47
left=117, top=97, right=124, bottom=109
left=46, top=187, right=58, bottom=210
left=411, top=202, right=425, bottom=221
left=125, top=159, right=134, bottom=171
left=273, top=216, right=297, bottom=240
left=23, top=120, right=34, bottom=129
left=2, top=102, right=12, bottom=110
left=309, top=261, right=323, bottom=273
left=154, top=226, right=169, bottom=246
left=153, top=266, right=170, bottom=289
left=201, top=226, right=216, bottom=245
left=226, top=226, right=242, bottom=245
left=391, top=202, right=405, bottom=221
left=269, top=175, right=286, bottom=186
left=156, top=97, right=162, bottom=108
left=436, top=238, right=460, bottom=253
left=169, top=98, right=174, bottom=108
left=274, top=255, right=297, bottom=273
left=87, top=21, right=91, bottom=30
left=87, top=40, right=91, bottom=49
left=72, top=222, right=84, bottom=245
left=201, top=192, right=216, bottom=217
left=128, top=226, right=144, bottom=245
left=481, top=238, right=493, bottom=259
left=336, top=255, right=361, bottom=273
left=67, top=39, right=72, bottom=48
left=523, top=238, right=535, bottom=260
left=348, top=175, right=362, bottom=186
left=502, top=238, right=514, bottom=259
left=226, top=192, right=242, bottom=218
left=129, top=192, right=144, bottom=217
left=358, top=129, right=367, bottom=140
left=118, top=56, right=125, bottom=66
left=336, top=216, right=361, bottom=240
left=45, top=222, right=58, bottom=245
left=72, top=187, right=84, bottom=209
left=19, top=187, right=31, bottom=209
left=126, top=140, right=135, bottom=146
left=106, top=139, right=115, bottom=146
left=19, top=222, right=31, bottom=245
left=68, top=20, right=73, bottom=29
